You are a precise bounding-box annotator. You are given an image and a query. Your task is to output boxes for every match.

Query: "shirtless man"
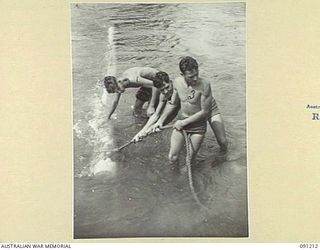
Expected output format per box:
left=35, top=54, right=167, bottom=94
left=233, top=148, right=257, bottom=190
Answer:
left=131, top=75, right=179, bottom=141
left=147, top=56, right=227, bottom=167
left=104, top=67, right=169, bottom=119
left=132, top=58, right=228, bottom=152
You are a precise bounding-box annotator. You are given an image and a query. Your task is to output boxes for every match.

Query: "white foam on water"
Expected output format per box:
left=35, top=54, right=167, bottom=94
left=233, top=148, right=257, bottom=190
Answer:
left=90, top=158, right=117, bottom=177
left=84, top=26, right=118, bottom=177
left=73, top=119, right=93, bottom=145
left=106, top=26, right=117, bottom=76
left=73, top=121, right=82, bottom=138
left=101, top=90, right=108, bottom=106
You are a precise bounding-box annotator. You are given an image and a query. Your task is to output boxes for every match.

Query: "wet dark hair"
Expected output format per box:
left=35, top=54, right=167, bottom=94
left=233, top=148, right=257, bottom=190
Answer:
left=153, top=71, right=170, bottom=88
left=179, top=56, right=198, bottom=74
left=104, top=76, right=117, bottom=93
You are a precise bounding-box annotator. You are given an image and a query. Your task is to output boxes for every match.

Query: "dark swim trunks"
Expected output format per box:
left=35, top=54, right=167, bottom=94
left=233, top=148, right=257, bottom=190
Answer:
left=182, top=118, right=207, bottom=135
left=136, top=87, right=152, bottom=102
left=179, top=98, right=219, bottom=134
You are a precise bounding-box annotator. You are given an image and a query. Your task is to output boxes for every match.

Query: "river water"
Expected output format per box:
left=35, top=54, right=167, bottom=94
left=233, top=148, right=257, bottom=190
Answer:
left=71, top=3, right=247, bottom=238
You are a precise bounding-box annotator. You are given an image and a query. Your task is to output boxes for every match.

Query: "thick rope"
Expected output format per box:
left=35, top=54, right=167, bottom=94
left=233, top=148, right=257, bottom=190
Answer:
left=182, top=130, right=209, bottom=210
left=101, top=124, right=174, bottom=156
left=101, top=124, right=209, bottom=210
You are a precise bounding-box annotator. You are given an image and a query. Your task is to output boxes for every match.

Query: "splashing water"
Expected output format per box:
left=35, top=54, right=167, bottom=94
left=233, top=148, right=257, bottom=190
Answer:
left=78, top=26, right=118, bottom=176
left=72, top=4, right=248, bottom=237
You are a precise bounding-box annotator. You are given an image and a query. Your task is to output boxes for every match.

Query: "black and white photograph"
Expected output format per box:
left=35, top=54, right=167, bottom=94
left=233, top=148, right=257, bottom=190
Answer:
left=72, top=3, right=247, bottom=238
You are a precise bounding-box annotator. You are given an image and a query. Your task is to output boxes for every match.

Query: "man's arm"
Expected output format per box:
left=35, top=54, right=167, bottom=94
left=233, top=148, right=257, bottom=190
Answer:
left=174, top=84, right=211, bottom=130
left=139, top=68, right=158, bottom=87
left=132, top=96, right=167, bottom=142
left=143, top=96, right=166, bottom=132
left=136, top=76, right=154, bottom=87
left=107, top=93, right=121, bottom=119
left=152, top=89, right=180, bottom=129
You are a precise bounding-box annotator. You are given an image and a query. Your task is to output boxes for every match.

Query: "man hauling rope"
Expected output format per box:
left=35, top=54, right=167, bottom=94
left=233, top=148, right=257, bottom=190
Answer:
left=162, top=56, right=213, bottom=170
left=133, top=57, right=228, bottom=167
left=132, top=57, right=228, bottom=153
left=132, top=56, right=227, bottom=209
left=103, top=67, right=169, bottom=118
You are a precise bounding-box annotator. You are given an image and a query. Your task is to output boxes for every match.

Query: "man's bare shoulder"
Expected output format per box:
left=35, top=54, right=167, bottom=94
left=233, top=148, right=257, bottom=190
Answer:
left=198, top=77, right=212, bottom=96
left=198, top=77, right=210, bottom=86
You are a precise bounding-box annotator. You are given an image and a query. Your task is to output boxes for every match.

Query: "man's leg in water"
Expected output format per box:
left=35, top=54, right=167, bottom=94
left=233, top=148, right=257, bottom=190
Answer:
left=168, top=129, right=185, bottom=172
left=208, top=114, right=228, bottom=151
left=133, top=98, right=146, bottom=117
left=188, top=133, right=205, bottom=163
